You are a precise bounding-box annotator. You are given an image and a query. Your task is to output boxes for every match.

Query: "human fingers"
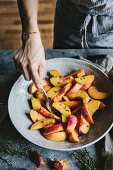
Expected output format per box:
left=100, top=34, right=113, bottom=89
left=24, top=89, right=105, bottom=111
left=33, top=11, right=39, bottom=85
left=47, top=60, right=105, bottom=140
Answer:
left=29, top=63, right=40, bottom=88
left=13, top=48, right=23, bottom=68
left=38, top=62, right=45, bottom=83
left=22, top=65, right=31, bottom=81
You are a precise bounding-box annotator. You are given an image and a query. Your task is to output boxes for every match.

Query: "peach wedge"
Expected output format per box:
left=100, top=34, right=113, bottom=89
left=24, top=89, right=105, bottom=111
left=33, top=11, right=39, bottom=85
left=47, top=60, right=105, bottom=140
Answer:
left=43, top=123, right=64, bottom=135
left=41, top=79, right=52, bottom=92
left=52, top=102, right=71, bottom=117
left=44, top=131, right=66, bottom=142
left=47, top=87, right=61, bottom=99
left=66, top=115, right=77, bottom=134
left=52, top=160, right=68, bottom=170
left=30, top=109, right=45, bottom=122
left=62, top=100, right=81, bottom=110
left=28, top=83, right=37, bottom=94
left=66, top=83, right=82, bottom=98
left=31, top=97, right=42, bottom=111
left=79, top=114, right=90, bottom=134
left=69, top=69, right=85, bottom=78
left=50, top=76, right=73, bottom=87
left=88, top=86, right=110, bottom=100
left=30, top=118, right=56, bottom=130
left=68, top=90, right=90, bottom=104
left=87, top=100, right=101, bottom=115
left=49, top=69, right=62, bottom=77
left=36, top=91, right=46, bottom=101
left=69, top=129, right=79, bottom=142
left=81, top=104, right=94, bottom=124
left=80, top=84, right=91, bottom=91
left=38, top=107, right=61, bottom=121
left=53, top=83, right=72, bottom=102
left=75, top=75, right=95, bottom=85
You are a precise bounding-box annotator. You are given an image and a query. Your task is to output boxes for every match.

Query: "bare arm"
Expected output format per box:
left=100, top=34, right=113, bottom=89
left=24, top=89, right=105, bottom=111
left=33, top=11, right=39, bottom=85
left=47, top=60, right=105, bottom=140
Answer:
left=17, top=0, right=38, bottom=33
left=14, top=0, right=45, bottom=87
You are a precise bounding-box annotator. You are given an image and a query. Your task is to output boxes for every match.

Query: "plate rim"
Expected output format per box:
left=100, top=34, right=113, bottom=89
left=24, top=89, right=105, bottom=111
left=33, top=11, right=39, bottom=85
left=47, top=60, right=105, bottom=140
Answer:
left=8, top=57, right=113, bottom=151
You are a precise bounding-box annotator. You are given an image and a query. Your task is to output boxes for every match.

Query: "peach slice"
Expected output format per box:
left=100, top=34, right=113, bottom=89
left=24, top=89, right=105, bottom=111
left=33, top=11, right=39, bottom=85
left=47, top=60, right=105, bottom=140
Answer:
left=80, top=84, right=91, bottom=91
left=62, top=101, right=81, bottom=110
left=31, top=97, right=42, bottom=111
left=69, top=69, right=85, bottom=78
left=30, top=109, right=45, bottom=122
left=30, top=118, right=56, bottom=130
left=43, top=123, right=64, bottom=135
left=41, top=80, right=52, bottom=92
left=66, top=83, right=82, bottom=98
left=43, top=85, right=52, bottom=92
left=44, top=131, right=66, bottom=142
left=87, top=100, right=101, bottom=115
left=53, top=83, right=72, bottom=102
left=36, top=91, right=46, bottom=101
left=34, top=150, right=47, bottom=167
left=75, top=112, right=81, bottom=130
left=69, top=129, right=79, bottom=142
left=52, top=102, right=71, bottom=117
left=81, top=104, right=94, bottom=124
left=62, top=115, right=68, bottom=123
left=66, top=115, right=77, bottom=134
left=63, top=96, right=70, bottom=101
left=75, top=75, right=95, bottom=85
left=88, top=86, right=110, bottom=100
left=50, top=76, right=74, bottom=87
left=31, top=80, right=51, bottom=94
left=68, top=90, right=90, bottom=104
left=52, top=159, right=68, bottom=170
left=28, top=82, right=37, bottom=94
left=47, top=87, right=61, bottom=99
left=79, top=114, right=90, bottom=134
left=50, top=69, right=62, bottom=77
left=38, top=107, right=61, bottom=121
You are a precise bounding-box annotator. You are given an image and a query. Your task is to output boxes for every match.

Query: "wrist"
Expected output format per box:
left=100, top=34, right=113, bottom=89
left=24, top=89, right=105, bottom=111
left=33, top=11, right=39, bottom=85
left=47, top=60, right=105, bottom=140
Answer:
left=22, top=18, right=38, bottom=33
left=27, top=18, right=38, bottom=32
left=21, top=31, right=41, bottom=44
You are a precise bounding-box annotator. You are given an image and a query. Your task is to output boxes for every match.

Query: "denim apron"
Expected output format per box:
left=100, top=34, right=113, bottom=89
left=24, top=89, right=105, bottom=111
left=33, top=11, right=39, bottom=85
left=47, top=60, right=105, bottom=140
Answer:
left=53, top=0, right=113, bottom=49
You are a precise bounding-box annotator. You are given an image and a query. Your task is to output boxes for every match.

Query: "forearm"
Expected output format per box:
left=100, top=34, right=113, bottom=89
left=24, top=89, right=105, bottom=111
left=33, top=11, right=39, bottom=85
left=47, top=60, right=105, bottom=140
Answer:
left=17, top=0, right=38, bottom=33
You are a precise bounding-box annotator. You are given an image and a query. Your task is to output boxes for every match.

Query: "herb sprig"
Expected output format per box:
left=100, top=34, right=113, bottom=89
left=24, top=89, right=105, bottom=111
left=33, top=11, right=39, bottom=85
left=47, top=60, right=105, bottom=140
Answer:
left=0, top=143, right=29, bottom=157
left=72, top=148, right=97, bottom=170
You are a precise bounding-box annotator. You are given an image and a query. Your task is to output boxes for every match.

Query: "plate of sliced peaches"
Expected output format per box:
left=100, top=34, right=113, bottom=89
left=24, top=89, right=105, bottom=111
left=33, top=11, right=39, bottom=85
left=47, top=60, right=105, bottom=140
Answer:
left=8, top=58, right=113, bottom=150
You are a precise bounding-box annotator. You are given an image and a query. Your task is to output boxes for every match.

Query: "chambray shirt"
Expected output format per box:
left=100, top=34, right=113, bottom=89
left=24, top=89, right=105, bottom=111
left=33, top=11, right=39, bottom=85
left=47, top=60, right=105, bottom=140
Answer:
left=54, top=0, right=113, bottom=49
left=70, top=0, right=113, bottom=15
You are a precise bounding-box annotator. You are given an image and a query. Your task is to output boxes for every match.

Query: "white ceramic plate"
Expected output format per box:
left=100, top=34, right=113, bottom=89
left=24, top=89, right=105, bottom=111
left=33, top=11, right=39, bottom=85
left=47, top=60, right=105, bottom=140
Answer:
left=8, top=58, right=113, bottom=151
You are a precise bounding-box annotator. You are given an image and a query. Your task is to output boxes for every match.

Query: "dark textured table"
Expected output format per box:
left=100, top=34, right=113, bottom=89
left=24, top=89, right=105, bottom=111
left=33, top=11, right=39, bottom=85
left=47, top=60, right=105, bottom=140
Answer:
left=0, top=49, right=113, bottom=170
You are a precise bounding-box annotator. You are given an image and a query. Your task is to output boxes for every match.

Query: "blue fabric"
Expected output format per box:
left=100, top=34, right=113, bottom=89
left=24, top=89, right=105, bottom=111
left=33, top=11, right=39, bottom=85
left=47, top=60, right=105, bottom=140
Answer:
left=70, top=0, right=113, bottom=15
left=53, top=0, right=113, bottom=49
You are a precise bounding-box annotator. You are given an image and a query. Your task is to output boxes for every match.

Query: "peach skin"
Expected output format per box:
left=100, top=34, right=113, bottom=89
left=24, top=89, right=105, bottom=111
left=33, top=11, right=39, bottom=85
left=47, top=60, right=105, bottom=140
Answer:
left=38, top=107, right=61, bottom=121
left=88, top=86, right=110, bottom=100
left=30, top=118, right=56, bottom=130
left=53, top=83, right=72, bottom=102
left=43, top=123, right=64, bottom=135
left=66, top=115, right=77, bottom=134
left=81, top=104, right=94, bottom=124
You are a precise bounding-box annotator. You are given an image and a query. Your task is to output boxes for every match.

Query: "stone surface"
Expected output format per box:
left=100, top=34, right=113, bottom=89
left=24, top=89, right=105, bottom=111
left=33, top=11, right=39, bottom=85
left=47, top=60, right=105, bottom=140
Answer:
left=0, top=49, right=113, bottom=170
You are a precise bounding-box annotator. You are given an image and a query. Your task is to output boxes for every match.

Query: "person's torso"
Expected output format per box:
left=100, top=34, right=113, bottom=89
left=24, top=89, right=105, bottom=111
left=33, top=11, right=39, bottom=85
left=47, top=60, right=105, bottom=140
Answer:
left=70, top=0, right=113, bottom=14
left=70, top=0, right=113, bottom=9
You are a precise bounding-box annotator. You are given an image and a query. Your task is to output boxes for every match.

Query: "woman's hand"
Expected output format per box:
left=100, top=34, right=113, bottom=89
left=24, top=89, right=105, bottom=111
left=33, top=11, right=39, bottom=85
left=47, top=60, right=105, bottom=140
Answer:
left=14, top=33, right=45, bottom=87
